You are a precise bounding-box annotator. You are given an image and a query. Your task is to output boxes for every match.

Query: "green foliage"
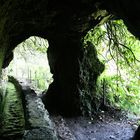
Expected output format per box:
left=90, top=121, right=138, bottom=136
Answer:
left=7, top=36, right=53, bottom=93
left=0, top=72, right=8, bottom=128
left=85, top=19, right=140, bottom=115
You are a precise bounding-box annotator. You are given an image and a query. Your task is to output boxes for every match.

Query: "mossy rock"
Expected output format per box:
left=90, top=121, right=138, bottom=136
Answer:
left=0, top=76, right=25, bottom=137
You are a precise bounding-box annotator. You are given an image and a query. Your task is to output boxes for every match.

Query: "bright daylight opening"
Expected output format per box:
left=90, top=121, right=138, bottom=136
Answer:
left=85, top=20, right=140, bottom=116
left=5, top=36, right=53, bottom=94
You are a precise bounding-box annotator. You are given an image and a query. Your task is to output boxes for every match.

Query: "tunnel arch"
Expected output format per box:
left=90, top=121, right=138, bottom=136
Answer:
left=6, top=36, right=53, bottom=94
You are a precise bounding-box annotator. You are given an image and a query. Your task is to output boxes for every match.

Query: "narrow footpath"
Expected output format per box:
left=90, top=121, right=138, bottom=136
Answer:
left=52, top=111, right=137, bottom=140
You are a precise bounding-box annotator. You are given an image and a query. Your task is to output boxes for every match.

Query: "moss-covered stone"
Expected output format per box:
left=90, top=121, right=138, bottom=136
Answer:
left=21, top=86, right=58, bottom=140
left=79, top=41, right=105, bottom=116
left=0, top=77, right=25, bottom=137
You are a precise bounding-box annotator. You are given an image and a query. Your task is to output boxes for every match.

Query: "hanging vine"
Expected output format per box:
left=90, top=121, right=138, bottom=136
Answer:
left=83, top=19, right=140, bottom=114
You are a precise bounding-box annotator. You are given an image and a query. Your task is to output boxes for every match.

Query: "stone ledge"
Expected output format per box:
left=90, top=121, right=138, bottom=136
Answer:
left=21, top=85, right=58, bottom=140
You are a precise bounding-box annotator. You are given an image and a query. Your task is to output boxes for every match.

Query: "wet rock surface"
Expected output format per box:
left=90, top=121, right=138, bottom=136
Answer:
left=21, top=85, right=58, bottom=140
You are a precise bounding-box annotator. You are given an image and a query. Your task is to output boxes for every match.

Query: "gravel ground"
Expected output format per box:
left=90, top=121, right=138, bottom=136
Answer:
left=52, top=111, right=137, bottom=140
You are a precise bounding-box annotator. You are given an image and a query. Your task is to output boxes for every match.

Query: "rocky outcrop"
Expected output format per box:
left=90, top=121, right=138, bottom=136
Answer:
left=102, top=0, right=140, bottom=39
left=79, top=42, right=104, bottom=115
left=21, top=86, right=58, bottom=140
left=0, top=76, right=25, bottom=139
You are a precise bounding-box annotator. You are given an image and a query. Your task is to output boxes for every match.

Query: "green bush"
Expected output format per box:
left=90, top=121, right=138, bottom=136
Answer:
left=85, top=19, right=140, bottom=115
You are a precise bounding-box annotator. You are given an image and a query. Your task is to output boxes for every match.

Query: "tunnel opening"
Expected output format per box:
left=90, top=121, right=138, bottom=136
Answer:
left=0, top=36, right=55, bottom=138
left=84, top=19, right=140, bottom=117
left=6, top=36, right=53, bottom=94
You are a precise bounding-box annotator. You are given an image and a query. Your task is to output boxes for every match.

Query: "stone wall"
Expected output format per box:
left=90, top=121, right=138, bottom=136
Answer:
left=21, top=85, right=58, bottom=140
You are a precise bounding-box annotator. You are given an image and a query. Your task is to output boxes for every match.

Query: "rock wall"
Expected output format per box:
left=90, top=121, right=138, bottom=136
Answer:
left=102, top=0, right=140, bottom=39
left=21, top=86, right=58, bottom=140
left=79, top=42, right=104, bottom=115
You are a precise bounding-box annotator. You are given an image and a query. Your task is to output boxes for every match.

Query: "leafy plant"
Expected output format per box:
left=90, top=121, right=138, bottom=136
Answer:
left=7, top=36, right=53, bottom=93
left=84, top=19, right=140, bottom=115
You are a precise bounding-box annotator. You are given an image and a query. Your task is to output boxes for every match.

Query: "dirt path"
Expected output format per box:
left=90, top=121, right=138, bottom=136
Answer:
left=52, top=112, right=137, bottom=140
left=65, top=117, right=134, bottom=140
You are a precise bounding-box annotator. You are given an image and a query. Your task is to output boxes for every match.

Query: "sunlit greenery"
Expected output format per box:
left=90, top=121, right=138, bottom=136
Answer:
left=85, top=20, right=140, bottom=114
left=7, top=36, right=53, bottom=93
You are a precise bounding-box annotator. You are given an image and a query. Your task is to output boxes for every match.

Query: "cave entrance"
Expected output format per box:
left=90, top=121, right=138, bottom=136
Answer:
left=6, top=36, right=53, bottom=94
left=84, top=20, right=140, bottom=116
left=0, top=36, right=55, bottom=137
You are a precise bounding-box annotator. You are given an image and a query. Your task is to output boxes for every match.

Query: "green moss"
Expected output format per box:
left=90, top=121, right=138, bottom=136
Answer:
left=0, top=81, right=25, bottom=136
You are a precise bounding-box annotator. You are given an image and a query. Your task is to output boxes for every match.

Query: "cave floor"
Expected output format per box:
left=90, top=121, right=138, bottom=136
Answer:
left=52, top=111, right=138, bottom=140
